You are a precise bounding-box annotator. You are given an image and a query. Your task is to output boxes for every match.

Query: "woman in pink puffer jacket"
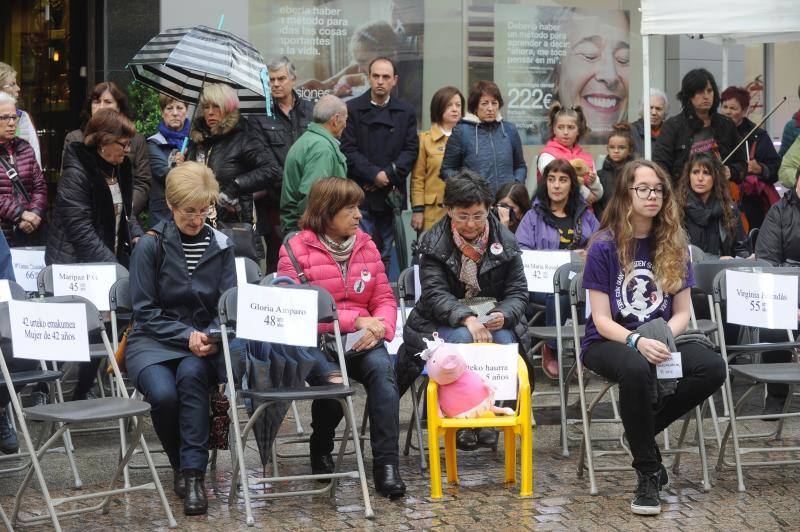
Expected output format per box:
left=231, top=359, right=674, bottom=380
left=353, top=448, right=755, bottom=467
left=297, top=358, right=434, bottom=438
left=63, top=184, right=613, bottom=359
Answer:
left=277, top=176, right=405, bottom=499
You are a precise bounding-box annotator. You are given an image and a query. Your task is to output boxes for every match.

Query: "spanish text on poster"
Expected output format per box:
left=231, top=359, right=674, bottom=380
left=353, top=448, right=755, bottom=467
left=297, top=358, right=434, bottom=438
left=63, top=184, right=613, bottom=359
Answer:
left=10, top=248, right=45, bottom=292
left=494, top=5, right=630, bottom=145
left=8, top=300, right=90, bottom=362
left=450, top=343, right=518, bottom=401
left=725, top=270, right=799, bottom=330
left=521, top=250, right=572, bottom=293
left=52, top=264, right=117, bottom=311
left=236, top=284, right=319, bottom=347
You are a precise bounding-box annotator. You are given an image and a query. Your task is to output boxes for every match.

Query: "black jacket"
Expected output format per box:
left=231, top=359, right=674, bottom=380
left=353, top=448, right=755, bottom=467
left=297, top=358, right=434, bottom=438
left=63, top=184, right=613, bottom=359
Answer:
left=125, top=220, right=236, bottom=385
left=755, top=188, right=800, bottom=267
left=46, top=142, right=140, bottom=267
left=683, top=192, right=748, bottom=258
left=403, top=213, right=530, bottom=353
left=653, top=109, right=746, bottom=184
left=250, top=90, right=314, bottom=171
left=736, top=117, right=781, bottom=183
left=340, top=91, right=419, bottom=212
left=188, top=111, right=279, bottom=217
left=595, top=155, right=631, bottom=221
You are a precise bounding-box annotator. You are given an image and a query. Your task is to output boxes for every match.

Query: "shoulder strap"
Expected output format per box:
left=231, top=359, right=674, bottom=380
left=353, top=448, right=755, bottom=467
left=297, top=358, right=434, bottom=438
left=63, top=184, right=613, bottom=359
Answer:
left=146, top=229, right=165, bottom=270
left=282, top=240, right=309, bottom=284
left=0, top=153, right=31, bottom=203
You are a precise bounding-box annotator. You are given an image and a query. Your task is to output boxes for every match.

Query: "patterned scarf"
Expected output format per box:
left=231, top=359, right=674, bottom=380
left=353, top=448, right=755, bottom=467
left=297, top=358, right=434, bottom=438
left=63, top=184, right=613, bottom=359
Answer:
left=320, top=233, right=356, bottom=277
left=451, top=220, right=489, bottom=298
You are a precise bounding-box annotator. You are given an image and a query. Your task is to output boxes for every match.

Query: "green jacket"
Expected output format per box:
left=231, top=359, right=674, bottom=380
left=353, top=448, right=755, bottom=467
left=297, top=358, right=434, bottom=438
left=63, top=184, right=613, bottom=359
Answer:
left=779, top=136, right=800, bottom=188
left=280, top=122, right=347, bottom=233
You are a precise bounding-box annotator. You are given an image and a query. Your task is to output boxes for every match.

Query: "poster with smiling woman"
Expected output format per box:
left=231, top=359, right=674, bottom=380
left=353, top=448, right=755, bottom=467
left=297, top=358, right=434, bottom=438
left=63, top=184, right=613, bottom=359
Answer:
left=494, top=6, right=630, bottom=145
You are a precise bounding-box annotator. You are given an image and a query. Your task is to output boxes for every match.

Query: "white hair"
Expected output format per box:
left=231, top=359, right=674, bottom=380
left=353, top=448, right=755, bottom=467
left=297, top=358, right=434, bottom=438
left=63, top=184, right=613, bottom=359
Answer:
left=0, top=92, right=16, bottom=106
left=313, top=95, right=346, bottom=123
left=266, top=56, right=297, bottom=80
left=640, top=88, right=669, bottom=117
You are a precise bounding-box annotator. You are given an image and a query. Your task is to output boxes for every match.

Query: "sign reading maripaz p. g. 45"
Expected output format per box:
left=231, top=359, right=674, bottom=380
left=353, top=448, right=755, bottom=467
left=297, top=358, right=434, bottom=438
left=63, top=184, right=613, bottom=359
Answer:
left=52, top=264, right=118, bottom=311
left=236, top=284, right=319, bottom=347
left=8, top=300, right=89, bottom=362
left=521, top=250, right=572, bottom=293
left=726, top=270, right=799, bottom=330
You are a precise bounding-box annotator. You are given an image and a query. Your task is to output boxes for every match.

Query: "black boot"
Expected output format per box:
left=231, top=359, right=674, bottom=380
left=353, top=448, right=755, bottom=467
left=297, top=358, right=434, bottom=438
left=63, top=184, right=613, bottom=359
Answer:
left=183, top=469, right=208, bottom=516
left=311, top=453, right=335, bottom=483
left=373, top=464, right=406, bottom=499
left=476, top=428, right=499, bottom=450
left=173, top=469, right=185, bottom=498
left=455, top=429, right=478, bottom=451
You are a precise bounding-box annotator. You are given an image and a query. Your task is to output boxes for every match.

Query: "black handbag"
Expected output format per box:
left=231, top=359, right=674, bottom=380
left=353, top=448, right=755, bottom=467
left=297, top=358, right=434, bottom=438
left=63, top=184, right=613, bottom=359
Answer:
left=217, top=221, right=261, bottom=261
left=282, top=239, right=369, bottom=362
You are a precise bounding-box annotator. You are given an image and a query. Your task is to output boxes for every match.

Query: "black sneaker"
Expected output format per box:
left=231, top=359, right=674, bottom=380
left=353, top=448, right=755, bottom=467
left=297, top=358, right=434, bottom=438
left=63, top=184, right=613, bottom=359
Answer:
left=0, top=408, right=19, bottom=455
left=310, top=453, right=335, bottom=483
left=658, top=463, right=669, bottom=490
left=631, top=470, right=661, bottom=515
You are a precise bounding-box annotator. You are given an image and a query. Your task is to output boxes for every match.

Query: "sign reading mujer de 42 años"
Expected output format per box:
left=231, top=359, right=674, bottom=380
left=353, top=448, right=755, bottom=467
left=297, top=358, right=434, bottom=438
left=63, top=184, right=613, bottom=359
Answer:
left=725, top=270, right=799, bottom=330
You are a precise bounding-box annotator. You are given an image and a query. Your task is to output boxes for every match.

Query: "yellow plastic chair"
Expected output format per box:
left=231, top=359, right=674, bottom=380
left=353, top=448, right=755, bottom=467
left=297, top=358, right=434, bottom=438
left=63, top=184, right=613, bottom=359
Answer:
left=426, top=352, right=532, bottom=498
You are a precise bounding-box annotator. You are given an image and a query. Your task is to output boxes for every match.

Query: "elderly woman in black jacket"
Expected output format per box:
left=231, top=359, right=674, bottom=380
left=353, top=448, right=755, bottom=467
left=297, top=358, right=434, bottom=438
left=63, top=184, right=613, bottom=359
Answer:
left=126, top=161, right=235, bottom=516
left=653, top=69, right=746, bottom=185
left=401, top=169, right=529, bottom=451
left=47, top=108, right=143, bottom=401
left=187, top=83, right=279, bottom=261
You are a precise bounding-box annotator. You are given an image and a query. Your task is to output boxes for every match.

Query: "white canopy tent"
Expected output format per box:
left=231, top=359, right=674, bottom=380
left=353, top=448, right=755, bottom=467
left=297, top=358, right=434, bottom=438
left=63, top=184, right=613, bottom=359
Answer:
left=640, top=0, right=800, bottom=158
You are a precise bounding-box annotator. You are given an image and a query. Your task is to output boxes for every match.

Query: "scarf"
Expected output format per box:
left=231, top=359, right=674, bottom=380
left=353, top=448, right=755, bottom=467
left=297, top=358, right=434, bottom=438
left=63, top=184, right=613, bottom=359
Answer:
left=320, top=233, right=356, bottom=277
left=451, top=220, right=489, bottom=298
left=157, top=120, right=190, bottom=150
left=685, top=191, right=724, bottom=255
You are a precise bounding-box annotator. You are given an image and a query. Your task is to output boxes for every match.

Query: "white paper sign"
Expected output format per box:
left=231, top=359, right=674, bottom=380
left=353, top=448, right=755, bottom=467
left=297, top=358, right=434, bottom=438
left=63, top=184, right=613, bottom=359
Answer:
left=52, top=264, right=117, bottom=311
left=345, top=328, right=367, bottom=351
left=413, top=265, right=421, bottom=303
left=236, top=285, right=318, bottom=347
left=235, top=257, right=248, bottom=287
left=450, top=342, right=518, bottom=401
left=521, top=250, right=572, bottom=293
left=386, top=307, right=412, bottom=355
left=657, top=352, right=683, bottom=379
left=8, top=300, right=90, bottom=362
left=0, top=280, right=11, bottom=303
left=725, top=270, right=799, bottom=330
left=10, top=248, right=46, bottom=292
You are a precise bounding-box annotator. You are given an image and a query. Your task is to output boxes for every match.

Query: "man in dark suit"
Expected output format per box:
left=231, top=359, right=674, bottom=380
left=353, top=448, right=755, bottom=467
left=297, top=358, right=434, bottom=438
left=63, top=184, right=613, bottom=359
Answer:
left=340, top=57, right=418, bottom=266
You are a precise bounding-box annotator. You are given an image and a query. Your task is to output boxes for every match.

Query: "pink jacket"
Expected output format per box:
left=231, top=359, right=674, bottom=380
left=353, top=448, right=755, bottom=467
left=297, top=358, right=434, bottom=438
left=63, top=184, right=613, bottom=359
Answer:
left=536, top=139, right=595, bottom=180
left=277, top=229, right=397, bottom=339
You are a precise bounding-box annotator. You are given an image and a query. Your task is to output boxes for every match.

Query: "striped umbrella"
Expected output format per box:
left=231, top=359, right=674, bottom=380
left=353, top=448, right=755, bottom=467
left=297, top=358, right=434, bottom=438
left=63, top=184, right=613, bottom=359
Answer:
left=128, top=25, right=267, bottom=107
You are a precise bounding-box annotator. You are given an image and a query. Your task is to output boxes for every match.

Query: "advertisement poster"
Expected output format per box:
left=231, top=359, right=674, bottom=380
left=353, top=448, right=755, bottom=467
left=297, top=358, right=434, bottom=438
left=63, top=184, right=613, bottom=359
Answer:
left=250, top=0, right=424, bottom=122
left=494, top=5, right=630, bottom=145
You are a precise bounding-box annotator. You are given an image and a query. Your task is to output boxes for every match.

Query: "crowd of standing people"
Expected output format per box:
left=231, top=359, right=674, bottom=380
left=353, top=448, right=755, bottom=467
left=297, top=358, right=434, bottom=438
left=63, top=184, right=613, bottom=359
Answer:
left=0, top=53, right=799, bottom=519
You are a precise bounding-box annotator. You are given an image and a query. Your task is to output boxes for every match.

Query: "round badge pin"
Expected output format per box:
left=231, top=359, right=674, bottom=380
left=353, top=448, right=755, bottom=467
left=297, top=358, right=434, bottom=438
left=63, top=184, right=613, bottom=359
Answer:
left=354, top=279, right=365, bottom=293
left=490, top=243, right=503, bottom=255
left=361, top=269, right=371, bottom=282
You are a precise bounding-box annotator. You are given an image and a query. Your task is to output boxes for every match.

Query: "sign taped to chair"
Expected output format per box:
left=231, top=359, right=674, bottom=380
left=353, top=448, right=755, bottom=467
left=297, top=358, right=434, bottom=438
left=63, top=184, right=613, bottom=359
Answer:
left=0, top=280, right=11, bottom=303
left=235, top=257, right=248, bottom=287
left=450, top=343, right=518, bottom=401
left=10, top=248, right=45, bottom=292
left=386, top=307, right=412, bottom=355
left=521, top=250, right=572, bottom=293
left=236, top=284, right=318, bottom=347
left=52, top=264, right=118, bottom=311
left=8, top=300, right=90, bottom=361
left=725, top=270, right=798, bottom=330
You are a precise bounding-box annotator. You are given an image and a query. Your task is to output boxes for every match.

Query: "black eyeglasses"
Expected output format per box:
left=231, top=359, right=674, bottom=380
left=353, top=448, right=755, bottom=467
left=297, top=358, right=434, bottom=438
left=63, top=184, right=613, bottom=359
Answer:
left=114, top=140, right=132, bottom=150
left=629, top=186, right=665, bottom=199
left=0, top=115, right=18, bottom=123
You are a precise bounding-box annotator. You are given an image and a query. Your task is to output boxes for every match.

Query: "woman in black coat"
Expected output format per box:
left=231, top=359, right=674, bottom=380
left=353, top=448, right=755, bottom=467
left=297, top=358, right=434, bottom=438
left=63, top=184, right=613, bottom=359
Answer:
left=187, top=83, right=280, bottom=261
left=46, top=109, right=142, bottom=401
left=720, top=86, right=782, bottom=229
left=677, top=153, right=748, bottom=258
left=653, top=69, right=746, bottom=185
left=126, top=161, right=236, bottom=516
left=399, top=170, right=529, bottom=451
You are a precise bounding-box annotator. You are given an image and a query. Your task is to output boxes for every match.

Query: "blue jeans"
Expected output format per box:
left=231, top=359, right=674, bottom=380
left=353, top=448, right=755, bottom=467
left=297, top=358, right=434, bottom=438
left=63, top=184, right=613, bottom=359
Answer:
left=135, top=355, right=220, bottom=471
left=435, top=325, right=518, bottom=345
left=360, top=210, right=394, bottom=267
left=307, top=344, right=400, bottom=467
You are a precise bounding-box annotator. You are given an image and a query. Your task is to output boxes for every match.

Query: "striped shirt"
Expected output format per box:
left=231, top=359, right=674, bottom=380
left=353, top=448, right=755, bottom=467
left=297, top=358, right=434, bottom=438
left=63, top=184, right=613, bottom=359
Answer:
left=180, top=226, right=211, bottom=275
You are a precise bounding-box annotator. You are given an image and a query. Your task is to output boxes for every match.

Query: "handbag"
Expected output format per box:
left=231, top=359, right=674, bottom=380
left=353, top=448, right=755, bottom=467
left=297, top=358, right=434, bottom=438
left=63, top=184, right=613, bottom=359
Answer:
left=217, top=221, right=260, bottom=261
left=208, top=384, right=230, bottom=450
left=282, top=240, right=370, bottom=362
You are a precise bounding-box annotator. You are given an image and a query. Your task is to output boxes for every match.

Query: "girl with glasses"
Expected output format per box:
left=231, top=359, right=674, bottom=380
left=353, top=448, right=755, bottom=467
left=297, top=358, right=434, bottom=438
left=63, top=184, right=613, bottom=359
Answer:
left=581, top=159, right=725, bottom=515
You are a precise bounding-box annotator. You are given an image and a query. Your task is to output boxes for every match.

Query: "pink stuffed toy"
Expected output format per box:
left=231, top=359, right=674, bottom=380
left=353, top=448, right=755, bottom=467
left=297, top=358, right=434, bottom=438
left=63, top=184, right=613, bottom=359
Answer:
left=419, top=334, right=515, bottom=419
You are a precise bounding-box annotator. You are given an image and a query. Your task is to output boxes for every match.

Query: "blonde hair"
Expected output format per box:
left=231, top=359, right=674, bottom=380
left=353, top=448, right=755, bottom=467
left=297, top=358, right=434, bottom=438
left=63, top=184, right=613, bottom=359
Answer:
left=165, top=162, right=219, bottom=209
left=0, top=62, right=16, bottom=89
left=595, top=160, right=688, bottom=294
left=199, top=83, right=239, bottom=115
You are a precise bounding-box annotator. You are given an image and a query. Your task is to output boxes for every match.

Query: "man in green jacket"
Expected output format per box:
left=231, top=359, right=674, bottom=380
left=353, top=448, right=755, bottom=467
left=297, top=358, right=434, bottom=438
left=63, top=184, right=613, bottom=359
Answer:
left=778, top=136, right=800, bottom=189
left=281, top=95, right=348, bottom=233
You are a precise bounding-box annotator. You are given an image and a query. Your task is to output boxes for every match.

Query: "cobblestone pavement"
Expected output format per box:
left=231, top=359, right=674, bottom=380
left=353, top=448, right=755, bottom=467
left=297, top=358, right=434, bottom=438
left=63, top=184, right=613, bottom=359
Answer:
left=1, top=382, right=799, bottom=531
